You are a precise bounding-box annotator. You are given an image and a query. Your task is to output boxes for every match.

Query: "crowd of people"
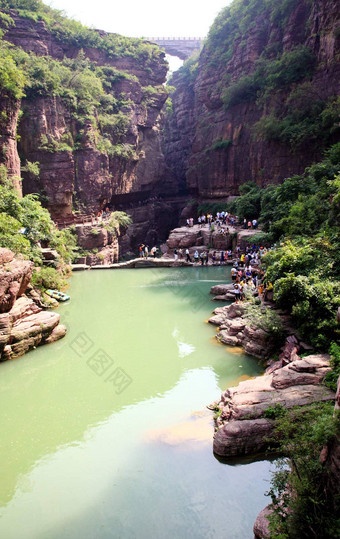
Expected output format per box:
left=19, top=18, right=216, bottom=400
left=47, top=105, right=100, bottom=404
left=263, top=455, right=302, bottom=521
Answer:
left=186, top=211, right=259, bottom=231
left=228, top=245, right=272, bottom=303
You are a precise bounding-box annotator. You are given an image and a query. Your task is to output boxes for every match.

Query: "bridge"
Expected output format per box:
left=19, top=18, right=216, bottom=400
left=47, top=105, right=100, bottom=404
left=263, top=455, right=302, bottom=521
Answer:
left=145, top=37, right=204, bottom=60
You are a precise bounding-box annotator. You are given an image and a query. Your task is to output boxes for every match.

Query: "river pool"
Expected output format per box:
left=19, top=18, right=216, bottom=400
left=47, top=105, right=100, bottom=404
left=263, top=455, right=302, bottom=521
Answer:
left=0, top=266, right=273, bottom=538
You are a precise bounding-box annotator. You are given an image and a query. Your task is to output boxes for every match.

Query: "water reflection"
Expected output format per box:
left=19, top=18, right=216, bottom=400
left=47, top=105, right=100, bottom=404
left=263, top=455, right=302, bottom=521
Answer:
left=0, top=267, right=270, bottom=538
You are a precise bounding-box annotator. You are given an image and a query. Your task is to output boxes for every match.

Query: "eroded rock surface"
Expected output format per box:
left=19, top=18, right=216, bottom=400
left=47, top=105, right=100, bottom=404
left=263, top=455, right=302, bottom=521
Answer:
left=163, top=0, right=340, bottom=198
left=212, top=354, right=334, bottom=458
left=0, top=248, right=66, bottom=361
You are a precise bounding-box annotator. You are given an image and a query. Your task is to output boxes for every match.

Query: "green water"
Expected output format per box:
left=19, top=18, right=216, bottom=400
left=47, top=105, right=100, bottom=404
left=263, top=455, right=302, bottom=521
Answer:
left=0, top=266, right=273, bottom=539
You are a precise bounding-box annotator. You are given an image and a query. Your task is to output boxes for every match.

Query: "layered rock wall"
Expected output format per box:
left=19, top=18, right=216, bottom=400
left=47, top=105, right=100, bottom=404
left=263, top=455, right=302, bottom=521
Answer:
left=1, top=12, right=178, bottom=220
left=0, top=248, right=66, bottom=360
left=164, top=0, right=340, bottom=198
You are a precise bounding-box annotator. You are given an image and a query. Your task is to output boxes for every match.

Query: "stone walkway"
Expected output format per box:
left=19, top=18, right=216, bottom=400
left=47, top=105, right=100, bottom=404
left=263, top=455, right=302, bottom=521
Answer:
left=71, top=258, right=193, bottom=271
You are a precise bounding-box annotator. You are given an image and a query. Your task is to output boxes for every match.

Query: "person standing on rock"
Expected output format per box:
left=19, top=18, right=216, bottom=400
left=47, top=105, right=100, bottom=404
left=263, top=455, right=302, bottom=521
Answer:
left=178, top=248, right=183, bottom=259
left=174, top=248, right=178, bottom=261
left=194, top=250, right=199, bottom=263
left=139, top=244, right=144, bottom=258
left=151, top=246, right=157, bottom=258
left=185, top=248, right=191, bottom=262
left=233, top=282, right=241, bottom=303
left=231, top=266, right=237, bottom=282
left=144, top=245, right=149, bottom=259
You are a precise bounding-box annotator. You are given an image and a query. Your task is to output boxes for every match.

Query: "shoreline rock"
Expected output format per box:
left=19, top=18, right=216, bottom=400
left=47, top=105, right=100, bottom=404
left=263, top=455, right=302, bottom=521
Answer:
left=207, top=294, right=335, bottom=459
left=0, top=248, right=67, bottom=362
left=213, top=354, right=334, bottom=458
left=209, top=302, right=278, bottom=360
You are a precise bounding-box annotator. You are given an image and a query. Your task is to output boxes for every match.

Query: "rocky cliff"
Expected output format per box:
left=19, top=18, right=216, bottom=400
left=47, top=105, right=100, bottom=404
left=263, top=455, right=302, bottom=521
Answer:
left=164, top=0, right=340, bottom=198
left=0, top=8, right=177, bottom=221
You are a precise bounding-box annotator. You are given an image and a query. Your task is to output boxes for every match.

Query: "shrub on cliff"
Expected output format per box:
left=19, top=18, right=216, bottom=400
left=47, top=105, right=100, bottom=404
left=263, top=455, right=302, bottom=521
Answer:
left=0, top=0, right=163, bottom=65
left=31, top=266, right=67, bottom=290
left=104, top=211, right=132, bottom=237
left=0, top=41, right=26, bottom=99
left=0, top=212, right=31, bottom=255
left=266, top=402, right=340, bottom=538
left=0, top=173, right=77, bottom=265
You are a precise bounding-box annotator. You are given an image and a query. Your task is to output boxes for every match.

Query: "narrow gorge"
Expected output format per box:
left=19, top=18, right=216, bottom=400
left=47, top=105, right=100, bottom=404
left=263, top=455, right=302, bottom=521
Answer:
left=0, top=0, right=339, bottom=537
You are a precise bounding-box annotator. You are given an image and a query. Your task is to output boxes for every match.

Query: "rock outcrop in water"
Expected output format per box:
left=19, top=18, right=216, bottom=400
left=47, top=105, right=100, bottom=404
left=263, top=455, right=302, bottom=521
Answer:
left=163, top=0, right=340, bottom=197
left=0, top=248, right=66, bottom=361
left=207, top=292, right=336, bottom=458
left=212, top=352, right=334, bottom=458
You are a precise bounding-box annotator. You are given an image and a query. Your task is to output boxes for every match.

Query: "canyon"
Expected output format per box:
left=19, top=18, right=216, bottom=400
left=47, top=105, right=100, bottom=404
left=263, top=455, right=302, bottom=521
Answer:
left=163, top=0, right=340, bottom=198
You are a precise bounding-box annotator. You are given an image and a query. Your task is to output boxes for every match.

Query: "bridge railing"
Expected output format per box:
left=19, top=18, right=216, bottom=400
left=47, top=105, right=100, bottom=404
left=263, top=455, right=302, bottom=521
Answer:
left=146, top=37, right=204, bottom=42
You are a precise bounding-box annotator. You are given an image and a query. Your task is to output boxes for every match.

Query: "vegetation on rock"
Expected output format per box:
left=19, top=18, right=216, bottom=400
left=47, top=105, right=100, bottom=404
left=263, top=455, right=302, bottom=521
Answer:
left=0, top=165, right=76, bottom=287
left=229, top=145, right=340, bottom=348
left=0, top=0, right=163, bottom=64
left=266, top=402, right=340, bottom=538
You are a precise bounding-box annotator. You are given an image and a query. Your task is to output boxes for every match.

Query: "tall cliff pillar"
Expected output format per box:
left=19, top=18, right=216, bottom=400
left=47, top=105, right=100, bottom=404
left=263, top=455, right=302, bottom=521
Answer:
left=0, top=95, right=22, bottom=196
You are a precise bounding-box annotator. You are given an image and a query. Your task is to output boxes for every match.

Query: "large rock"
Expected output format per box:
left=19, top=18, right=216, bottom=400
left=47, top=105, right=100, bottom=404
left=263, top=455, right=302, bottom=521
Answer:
left=210, top=283, right=234, bottom=296
left=0, top=250, right=67, bottom=361
left=0, top=249, right=33, bottom=313
left=45, top=324, right=67, bottom=344
left=209, top=301, right=276, bottom=360
left=166, top=227, right=201, bottom=249
left=214, top=418, right=274, bottom=457
left=253, top=506, right=272, bottom=539
left=212, top=353, right=334, bottom=458
left=271, top=355, right=331, bottom=389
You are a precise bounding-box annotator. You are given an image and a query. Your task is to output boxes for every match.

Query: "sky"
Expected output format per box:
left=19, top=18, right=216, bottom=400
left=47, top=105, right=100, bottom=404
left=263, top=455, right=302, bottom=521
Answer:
left=48, top=0, right=231, bottom=38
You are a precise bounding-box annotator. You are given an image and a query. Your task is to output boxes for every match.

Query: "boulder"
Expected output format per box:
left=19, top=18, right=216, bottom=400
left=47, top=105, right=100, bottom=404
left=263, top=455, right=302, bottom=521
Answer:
left=166, top=227, right=201, bottom=249
left=0, top=248, right=14, bottom=265
left=213, top=293, right=235, bottom=301
left=0, top=255, right=33, bottom=313
left=40, top=248, right=59, bottom=261
left=272, top=355, right=331, bottom=389
left=11, top=310, right=60, bottom=343
left=209, top=313, right=226, bottom=326
left=210, top=283, right=234, bottom=295
left=226, top=384, right=335, bottom=421
left=218, top=332, right=241, bottom=346
left=9, top=296, right=42, bottom=323
left=45, top=324, right=67, bottom=344
left=213, top=418, right=274, bottom=457
left=253, top=506, right=272, bottom=539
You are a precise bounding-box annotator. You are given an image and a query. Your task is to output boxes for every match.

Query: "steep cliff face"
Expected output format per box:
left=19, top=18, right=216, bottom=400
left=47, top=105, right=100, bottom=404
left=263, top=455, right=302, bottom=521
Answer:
left=164, top=0, right=340, bottom=198
left=0, top=9, right=177, bottom=220
left=0, top=95, right=22, bottom=193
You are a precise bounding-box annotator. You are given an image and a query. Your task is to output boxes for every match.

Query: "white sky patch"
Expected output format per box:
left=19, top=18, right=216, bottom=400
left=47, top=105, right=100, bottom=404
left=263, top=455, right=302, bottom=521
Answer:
left=172, top=328, right=195, bottom=359
left=48, top=0, right=232, bottom=38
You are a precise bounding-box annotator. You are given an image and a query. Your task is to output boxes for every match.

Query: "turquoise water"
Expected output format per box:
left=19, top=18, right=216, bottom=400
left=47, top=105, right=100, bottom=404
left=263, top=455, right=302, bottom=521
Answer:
left=0, top=266, right=272, bottom=538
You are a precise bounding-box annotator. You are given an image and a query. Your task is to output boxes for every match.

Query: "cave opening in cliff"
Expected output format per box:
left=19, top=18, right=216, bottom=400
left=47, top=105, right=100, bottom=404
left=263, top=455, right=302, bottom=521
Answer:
left=109, top=190, right=153, bottom=210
